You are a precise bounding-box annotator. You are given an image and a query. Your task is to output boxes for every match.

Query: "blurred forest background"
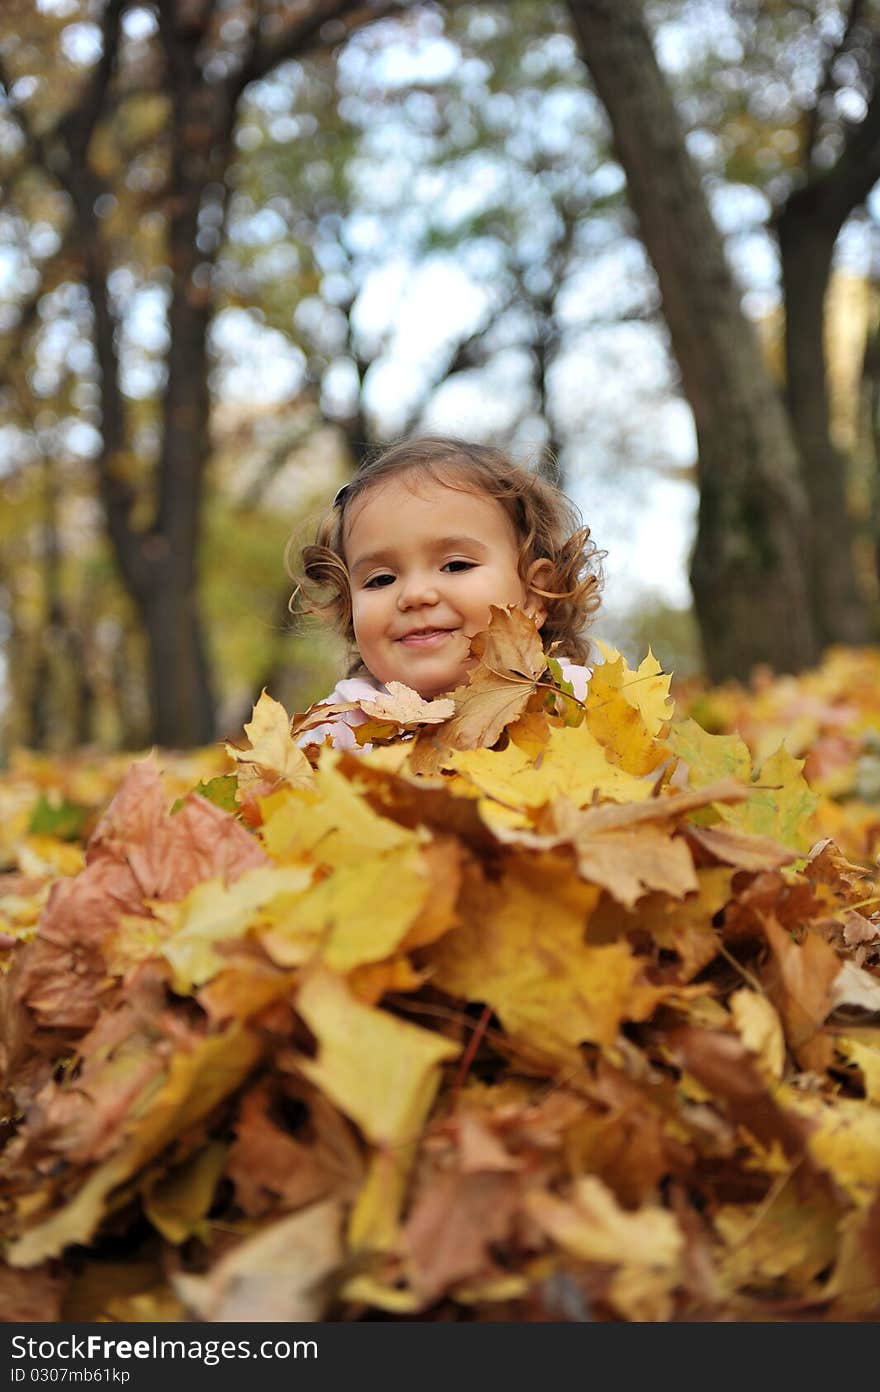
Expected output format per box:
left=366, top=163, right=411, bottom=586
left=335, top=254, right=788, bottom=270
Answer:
left=1, top=0, right=880, bottom=754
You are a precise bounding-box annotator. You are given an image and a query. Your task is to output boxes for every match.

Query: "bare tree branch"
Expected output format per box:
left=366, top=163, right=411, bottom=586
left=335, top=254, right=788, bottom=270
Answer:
left=231, top=0, right=410, bottom=99
left=804, top=0, right=866, bottom=167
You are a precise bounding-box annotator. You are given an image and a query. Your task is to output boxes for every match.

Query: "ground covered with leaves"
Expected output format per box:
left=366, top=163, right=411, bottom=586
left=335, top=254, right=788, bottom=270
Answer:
left=3, top=614, right=880, bottom=1323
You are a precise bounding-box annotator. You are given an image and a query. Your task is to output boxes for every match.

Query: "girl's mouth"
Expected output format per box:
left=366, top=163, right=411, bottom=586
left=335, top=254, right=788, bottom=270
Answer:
left=398, top=629, right=456, bottom=648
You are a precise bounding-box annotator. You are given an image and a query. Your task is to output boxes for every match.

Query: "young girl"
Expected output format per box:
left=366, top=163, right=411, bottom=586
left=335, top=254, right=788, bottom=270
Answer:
left=291, top=436, right=603, bottom=750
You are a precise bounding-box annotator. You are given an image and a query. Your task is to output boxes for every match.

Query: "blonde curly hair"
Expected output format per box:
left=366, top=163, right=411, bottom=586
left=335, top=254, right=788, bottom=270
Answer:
left=289, top=436, right=604, bottom=675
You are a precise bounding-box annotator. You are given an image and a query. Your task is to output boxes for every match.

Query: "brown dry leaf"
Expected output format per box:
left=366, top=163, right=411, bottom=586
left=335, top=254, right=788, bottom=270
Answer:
left=669, top=1027, right=810, bottom=1162
left=684, top=823, right=798, bottom=871
left=526, top=1176, right=684, bottom=1321
left=761, top=915, right=841, bottom=1071
left=174, top=1199, right=343, bottom=1321
left=589, top=867, right=733, bottom=982
left=227, top=1081, right=362, bottom=1218
left=545, top=801, right=698, bottom=908
left=14, top=759, right=267, bottom=1032
left=456, top=1112, right=522, bottom=1174
left=729, top=989, right=786, bottom=1083
left=830, top=960, right=880, bottom=1014
left=433, top=606, right=549, bottom=751
left=403, top=1168, right=522, bottom=1305
left=7, top=1024, right=263, bottom=1267
left=0, top=1262, right=63, bottom=1321
left=470, top=605, right=549, bottom=681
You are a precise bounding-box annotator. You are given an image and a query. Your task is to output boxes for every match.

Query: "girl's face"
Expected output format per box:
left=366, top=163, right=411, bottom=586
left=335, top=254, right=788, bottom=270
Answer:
left=344, top=471, right=549, bottom=698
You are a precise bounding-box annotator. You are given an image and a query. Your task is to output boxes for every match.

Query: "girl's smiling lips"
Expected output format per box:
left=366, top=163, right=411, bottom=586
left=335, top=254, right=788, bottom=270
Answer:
left=397, top=627, right=458, bottom=647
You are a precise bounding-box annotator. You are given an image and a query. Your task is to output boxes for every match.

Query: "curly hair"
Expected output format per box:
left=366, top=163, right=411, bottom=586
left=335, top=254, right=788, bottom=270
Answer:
left=289, top=436, right=604, bottom=674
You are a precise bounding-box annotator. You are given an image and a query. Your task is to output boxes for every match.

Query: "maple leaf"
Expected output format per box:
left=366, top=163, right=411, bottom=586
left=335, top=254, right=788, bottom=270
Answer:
left=227, top=1080, right=363, bottom=1218
left=403, top=1168, right=521, bottom=1305
left=594, top=640, right=675, bottom=735
left=360, top=682, right=455, bottom=726
left=143, top=1142, right=228, bottom=1245
left=719, top=746, right=819, bottom=853
left=729, top=989, right=786, bottom=1083
left=540, top=799, right=698, bottom=907
left=779, top=1086, right=880, bottom=1206
left=526, top=1176, right=684, bottom=1321
left=668, top=719, right=752, bottom=786
left=258, top=843, right=433, bottom=973
left=225, top=689, right=314, bottom=791
left=761, top=914, right=840, bottom=1071
left=427, top=862, right=671, bottom=1063
left=10, top=644, right=880, bottom=1322
left=259, top=757, right=417, bottom=869
left=13, top=759, right=267, bottom=1033
left=450, top=720, right=657, bottom=815
left=174, top=1200, right=344, bottom=1321
left=7, top=1025, right=262, bottom=1266
left=585, top=647, right=672, bottom=775
left=669, top=722, right=818, bottom=853
left=159, top=863, right=313, bottom=992
left=296, top=971, right=460, bottom=1147
left=429, top=606, right=549, bottom=751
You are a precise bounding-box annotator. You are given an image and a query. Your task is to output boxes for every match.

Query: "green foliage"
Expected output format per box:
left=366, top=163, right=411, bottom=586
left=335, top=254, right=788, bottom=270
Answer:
left=28, top=791, right=90, bottom=841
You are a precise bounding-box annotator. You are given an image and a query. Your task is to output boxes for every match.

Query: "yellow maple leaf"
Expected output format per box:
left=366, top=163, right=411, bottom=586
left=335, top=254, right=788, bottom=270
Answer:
left=779, top=1086, right=880, bottom=1205
left=259, top=843, right=431, bottom=973
left=715, top=1183, right=839, bottom=1291
left=296, top=971, right=459, bottom=1146
left=593, top=641, right=675, bottom=735
left=719, top=746, right=818, bottom=853
left=259, top=756, right=417, bottom=868
left=586, top=648, right=671, bottom=775
left=160, top=864, right=313, bottom=992
left=427, top=863, right=666, bottom=1063
left=296, top=972, right=459, bottom=1253
left=143, top=1142, right=228, bottom=1245
left=450, top=719, right=656, bottom=813
left=225, top=689, right=314, bottom=790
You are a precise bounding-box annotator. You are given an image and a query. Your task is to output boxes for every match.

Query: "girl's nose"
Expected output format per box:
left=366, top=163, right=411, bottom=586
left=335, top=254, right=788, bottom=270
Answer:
left=397, top=574, right=440, bottom=609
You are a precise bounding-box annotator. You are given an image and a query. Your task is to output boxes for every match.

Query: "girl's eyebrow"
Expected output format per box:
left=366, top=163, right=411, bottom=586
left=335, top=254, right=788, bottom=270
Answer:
left=350, top=535, right=489, bottom=573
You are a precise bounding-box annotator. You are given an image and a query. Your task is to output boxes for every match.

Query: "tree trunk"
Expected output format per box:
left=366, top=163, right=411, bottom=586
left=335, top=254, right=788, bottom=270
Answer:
left=777, top=206, right=869, bottom=644
left=137, top=563, right=216, bottom=748
left=567, top=0, right=819, bottom=679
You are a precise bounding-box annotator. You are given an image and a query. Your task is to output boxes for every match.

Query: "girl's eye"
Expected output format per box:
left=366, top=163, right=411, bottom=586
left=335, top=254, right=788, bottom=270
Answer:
left=364, top=573, right=395, bottom=589
left=443, top=560, right=476, bottom=573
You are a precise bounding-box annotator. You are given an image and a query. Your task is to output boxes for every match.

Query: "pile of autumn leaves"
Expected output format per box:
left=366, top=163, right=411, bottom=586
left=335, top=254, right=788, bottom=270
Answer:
left=4, top=611, right=880, bottom=1322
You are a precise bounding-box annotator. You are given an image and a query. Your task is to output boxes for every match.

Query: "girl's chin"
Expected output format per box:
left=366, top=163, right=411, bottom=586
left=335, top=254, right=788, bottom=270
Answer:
left=392, top=663, right=470, bottom=700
